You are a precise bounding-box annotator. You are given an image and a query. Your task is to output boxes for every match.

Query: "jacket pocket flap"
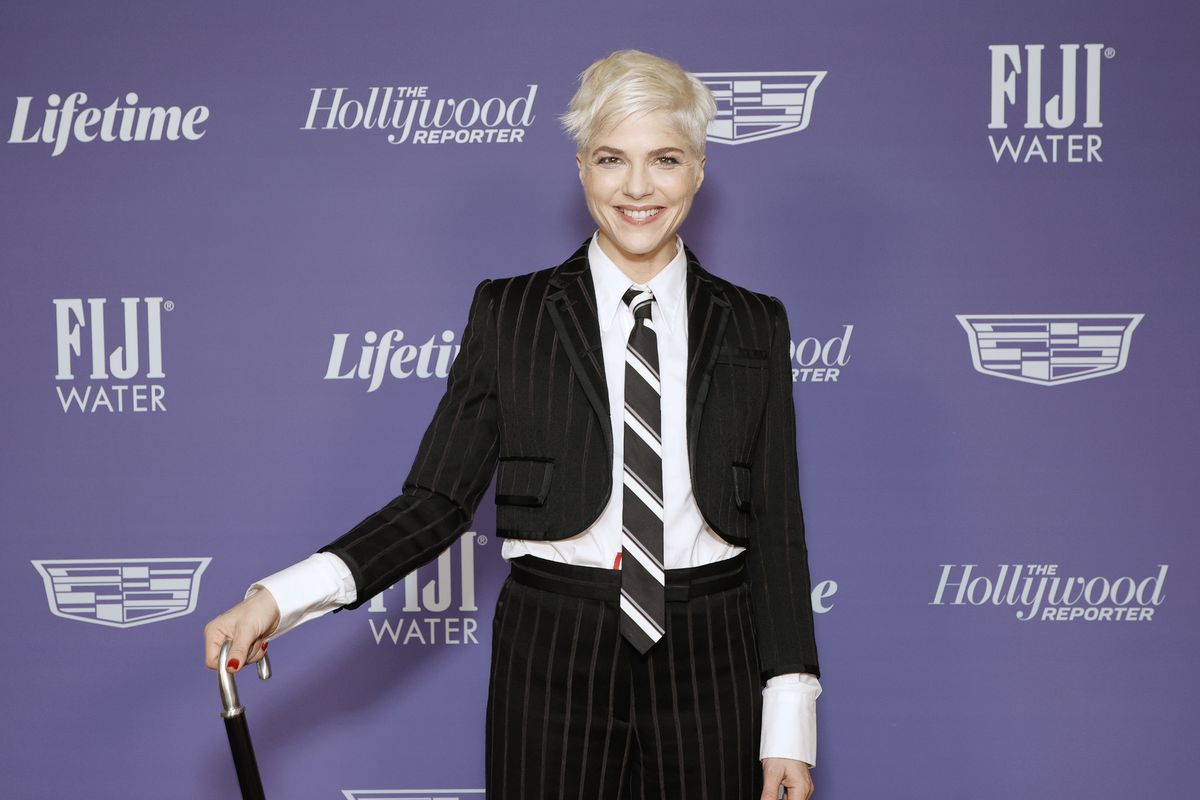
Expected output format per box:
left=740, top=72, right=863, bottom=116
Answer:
left=495, top=457, right=555, bottom=507
left=717, top=345, right=769, bottom=366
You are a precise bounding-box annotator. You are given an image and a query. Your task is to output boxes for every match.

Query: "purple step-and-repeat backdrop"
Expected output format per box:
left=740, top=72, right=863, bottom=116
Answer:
left=3, top=1, right=1198, bottom=797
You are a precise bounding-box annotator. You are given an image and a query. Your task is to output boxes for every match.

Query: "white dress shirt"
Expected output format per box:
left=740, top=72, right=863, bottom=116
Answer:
left=252, top=231, right=821, bottom=766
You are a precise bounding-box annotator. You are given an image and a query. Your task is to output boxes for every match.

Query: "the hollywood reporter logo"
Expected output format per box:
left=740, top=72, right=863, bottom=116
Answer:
left=303, top=84, right=537, bottom=145
left=931, top=563, right=1167, bottom=622
left=54, top=297, right=170, bottom=413
left=790, top=326, right=852, bottom=383
left=988, top=43, right=1114, bottom=164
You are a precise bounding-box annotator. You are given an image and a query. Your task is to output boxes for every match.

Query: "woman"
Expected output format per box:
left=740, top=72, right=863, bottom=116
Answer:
left=205, top=49, right=821, bottom=800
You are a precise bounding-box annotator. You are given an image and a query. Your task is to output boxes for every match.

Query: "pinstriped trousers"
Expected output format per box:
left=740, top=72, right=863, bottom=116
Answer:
left=485, top=560, right=764, bottom=800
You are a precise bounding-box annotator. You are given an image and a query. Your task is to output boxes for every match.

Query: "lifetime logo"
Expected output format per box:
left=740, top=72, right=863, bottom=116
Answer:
left=53, top=297, right=170, bottom=413
left=8, top=92, right=209, bottom=157
left=324, top=328, right=461, bottom=392
left=988, top=43, right=1111, bottom=164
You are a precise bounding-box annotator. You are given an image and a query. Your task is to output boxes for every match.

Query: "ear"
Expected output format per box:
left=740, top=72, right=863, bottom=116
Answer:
left=694, top=153, right=706, bottom=192
left=576, top=151, right=584, bottom=184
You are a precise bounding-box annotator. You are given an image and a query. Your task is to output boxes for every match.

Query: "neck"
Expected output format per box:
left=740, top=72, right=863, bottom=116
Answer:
left=596, top=232, right=676, bottom=285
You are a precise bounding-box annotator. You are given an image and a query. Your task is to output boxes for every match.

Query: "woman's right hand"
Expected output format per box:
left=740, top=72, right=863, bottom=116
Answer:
left=203, top=589, right=282, bottom=673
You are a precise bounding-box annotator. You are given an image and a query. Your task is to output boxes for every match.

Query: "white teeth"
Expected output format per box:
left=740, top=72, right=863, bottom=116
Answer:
left=620, top=208, right=660, bottom=220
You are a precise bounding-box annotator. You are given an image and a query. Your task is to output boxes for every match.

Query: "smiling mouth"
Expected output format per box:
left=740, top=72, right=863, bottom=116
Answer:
left=618, top=207, right=662, bottom=222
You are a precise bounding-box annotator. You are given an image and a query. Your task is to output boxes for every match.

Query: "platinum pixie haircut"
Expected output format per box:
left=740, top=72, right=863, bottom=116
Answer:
left=559, top=49, right=717, bottom=161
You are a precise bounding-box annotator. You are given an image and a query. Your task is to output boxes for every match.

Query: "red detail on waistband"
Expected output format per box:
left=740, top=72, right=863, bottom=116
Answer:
left=613, top=552, right=622, bottom=570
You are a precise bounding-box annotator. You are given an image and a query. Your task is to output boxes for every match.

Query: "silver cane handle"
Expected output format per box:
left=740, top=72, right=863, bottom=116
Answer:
left=218, top=638, right=272, bottom=719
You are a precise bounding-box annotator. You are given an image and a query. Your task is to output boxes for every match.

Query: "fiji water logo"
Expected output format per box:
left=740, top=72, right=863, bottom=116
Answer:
left=342, top=791, right=484, bottom=800
left=988, top=43, right=1113, bottom=164
left=54, top=296, right=171, bottom=412
left=32, top=557, right=210, bottom=628
left=957, top=314, right=1142, bottom=386
left=364, top=533, right=483, bottom=646
left=693, top=71, right=826, bottom=145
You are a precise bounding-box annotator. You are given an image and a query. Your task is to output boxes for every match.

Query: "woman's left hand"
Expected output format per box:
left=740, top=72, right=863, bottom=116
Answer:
left=761, top=757, right=813, bottom=799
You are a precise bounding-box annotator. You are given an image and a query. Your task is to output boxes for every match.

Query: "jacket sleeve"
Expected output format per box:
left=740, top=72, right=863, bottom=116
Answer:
left=744, top=295, right=821, bottom=679
left=319, top=278, right=500, bottom=609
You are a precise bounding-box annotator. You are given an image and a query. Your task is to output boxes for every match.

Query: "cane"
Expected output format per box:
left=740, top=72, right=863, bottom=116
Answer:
left=218, top=639, right=272, bottom=800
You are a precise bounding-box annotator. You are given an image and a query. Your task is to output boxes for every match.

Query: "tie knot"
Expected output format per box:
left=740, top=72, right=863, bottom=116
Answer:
left=622, top=287, right=654, bottom=321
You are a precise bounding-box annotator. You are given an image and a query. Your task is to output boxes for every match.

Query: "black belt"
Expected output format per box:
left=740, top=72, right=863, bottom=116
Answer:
left=509, top=553, right=745, bottom=603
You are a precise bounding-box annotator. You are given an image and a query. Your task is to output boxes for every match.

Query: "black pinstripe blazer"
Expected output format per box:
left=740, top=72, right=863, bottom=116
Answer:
left=321, top=237, right=819, bottom=678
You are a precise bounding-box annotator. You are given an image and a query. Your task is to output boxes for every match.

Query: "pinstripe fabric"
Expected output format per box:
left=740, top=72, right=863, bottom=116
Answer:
left=486, top=566, right=763, bottom=800
left=319, top=236, right=819, bottom=678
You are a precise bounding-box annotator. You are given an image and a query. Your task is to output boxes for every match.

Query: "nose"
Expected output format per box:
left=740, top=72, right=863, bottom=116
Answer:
left=622, top=161, right=652, bottom=199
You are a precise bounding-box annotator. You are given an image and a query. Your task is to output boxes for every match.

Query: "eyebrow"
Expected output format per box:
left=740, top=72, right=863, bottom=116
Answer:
left=591, top=146, right=685, bottom=157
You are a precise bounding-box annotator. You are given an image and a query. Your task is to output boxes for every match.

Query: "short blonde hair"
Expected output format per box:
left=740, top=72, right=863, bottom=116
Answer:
left=559, top=49, right=717, bottom=160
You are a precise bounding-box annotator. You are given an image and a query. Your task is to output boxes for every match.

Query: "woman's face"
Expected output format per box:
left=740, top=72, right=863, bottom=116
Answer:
left=576, top=110, right=705, bottom=276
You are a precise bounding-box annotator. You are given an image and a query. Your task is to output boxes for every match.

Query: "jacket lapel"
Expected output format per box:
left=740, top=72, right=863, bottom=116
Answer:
left=684, top=244, right=731, bottom=475
left=545, top=239, right=613, bottom=463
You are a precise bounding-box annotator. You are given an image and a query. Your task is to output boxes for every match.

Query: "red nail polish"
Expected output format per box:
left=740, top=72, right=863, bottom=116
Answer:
left=227, top=658, right=240, bottom=670
left=261, top=642, right=268, bottom=651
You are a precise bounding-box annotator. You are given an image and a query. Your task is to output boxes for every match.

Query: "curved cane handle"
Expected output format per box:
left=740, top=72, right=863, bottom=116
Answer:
left=218, top=639, right=272, bottom=719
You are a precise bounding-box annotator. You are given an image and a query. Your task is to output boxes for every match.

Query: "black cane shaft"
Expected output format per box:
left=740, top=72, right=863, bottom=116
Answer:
left=223, top=712, right=266, bottom=800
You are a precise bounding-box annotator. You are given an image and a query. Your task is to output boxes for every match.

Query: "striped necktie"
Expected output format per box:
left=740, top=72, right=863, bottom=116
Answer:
left=619, top=286, right=666, bottom=653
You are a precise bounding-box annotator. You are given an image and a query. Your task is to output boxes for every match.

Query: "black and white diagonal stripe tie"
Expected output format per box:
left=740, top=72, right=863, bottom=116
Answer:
left=619, top=286, right=666, bottom=653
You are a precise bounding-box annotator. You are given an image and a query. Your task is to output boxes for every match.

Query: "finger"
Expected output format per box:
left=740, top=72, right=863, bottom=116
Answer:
left=203, top=620, right=232, bottom=670
left=224, top=627, right=252, bottom=673
left=245, top=637, right=269, bottom=665
left=760, top=770, right=781, bottom=800
left=783, top=766, right=813, bottom=800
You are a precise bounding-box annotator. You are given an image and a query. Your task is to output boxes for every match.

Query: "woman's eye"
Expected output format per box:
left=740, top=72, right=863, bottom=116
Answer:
left=597, top=156, right=620, bottom=165
left=657, top=156, right=681, bottom=165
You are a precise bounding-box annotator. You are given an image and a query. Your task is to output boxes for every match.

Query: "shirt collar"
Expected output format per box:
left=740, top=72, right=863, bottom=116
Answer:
left=588, top=230, right=686, bottom=334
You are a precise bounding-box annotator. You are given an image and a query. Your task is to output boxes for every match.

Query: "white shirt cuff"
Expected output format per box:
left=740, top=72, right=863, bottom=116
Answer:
left=759, top=672, right=821, bottom=767
left=245, top=552, right=358, bottom=639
